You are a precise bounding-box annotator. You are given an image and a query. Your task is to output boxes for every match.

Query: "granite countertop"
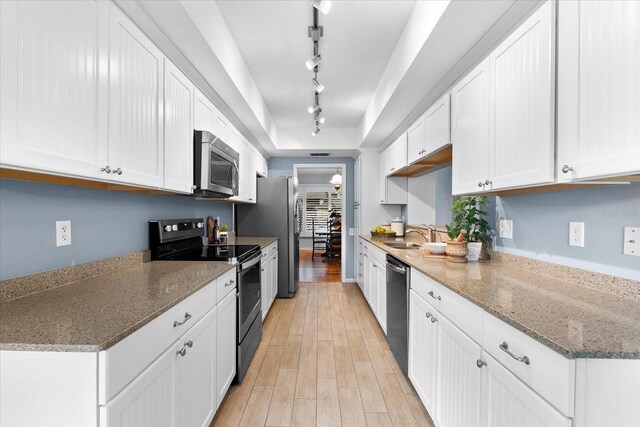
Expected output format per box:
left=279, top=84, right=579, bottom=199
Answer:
left=225, top=236, right=278, bottom=249
left=0, top=261, right=235, bottom=352
left=361, top=235, right=640, bottom=359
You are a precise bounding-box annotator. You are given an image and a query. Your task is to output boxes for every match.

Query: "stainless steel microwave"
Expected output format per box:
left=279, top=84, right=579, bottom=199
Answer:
left=193, top=130, right=239, bottom=198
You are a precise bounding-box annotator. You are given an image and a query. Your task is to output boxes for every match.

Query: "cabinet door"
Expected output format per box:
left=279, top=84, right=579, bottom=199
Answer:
left=0, top=0, right=108, bottom=178
left=246, top=141, right=257, bottom=203
left=163, top=60, right=194, bottom=193
left=376, top=261, right=387, bottom=334
left=369, top=261, right=379, bottom=315
left=407, top=115, right=426, bottom=165
left=216, top=290, right=237, bottom=408
left=379, top=152, right=387, bottom=203
left=108, top=4, right=164, bottom=187
left=392, top=134, right=408, bottom=172
left=408, top=290, right=439, bottom=413
left=557, top=0, right=640, bottom=181
left=489, top=1, right=555, bottom=190
left=261, top=254, right=269, bottom=320
left=451, top=58, right=491, bottom=195
left=424, top=93, right=451, bottom=156
left=215, top=111, right=230, bottom=147
left=363, top=254, right=371, bottom=302
left=480, top=352, right=571, bottom=427
left=101, top=342, right=177, bottom=427
left=177, top=307, right=217, bottom=427
left=194, top=89, right=216, bottom=134
left=435, top=314, right=482, bottom=427
left=271, top=253, right=278, bottom=302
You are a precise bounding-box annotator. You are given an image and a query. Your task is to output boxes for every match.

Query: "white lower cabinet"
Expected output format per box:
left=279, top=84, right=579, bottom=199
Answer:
left=261, top=242, right=279, bottom=320
left=216, top=290, right=236, bottom=409
left=408, top=290, right=439, bottom=411
left=375, top=259, right=387, bottom=333
left=480, top=351, right=571, bottom=427
left=360, top=242, right=387, bottom=334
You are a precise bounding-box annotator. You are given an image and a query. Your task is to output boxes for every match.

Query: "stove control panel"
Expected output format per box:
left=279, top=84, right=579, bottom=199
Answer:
left=149, top=218, right=205, bottom=246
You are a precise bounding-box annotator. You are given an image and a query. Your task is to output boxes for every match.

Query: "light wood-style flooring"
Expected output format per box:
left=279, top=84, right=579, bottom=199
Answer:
left=299, top=249, right=342, bottom=283
left=211, top=281, right=435, bottom=426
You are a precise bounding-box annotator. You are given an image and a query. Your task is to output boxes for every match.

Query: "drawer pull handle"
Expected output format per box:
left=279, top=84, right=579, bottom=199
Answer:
left=184, top=340, right=193, bottom=348
left=177, top=348, right=187, bottom=357
left=426, top=312, right=431, bottom=318
left=173, top=312, right=192, bottom=327
left=499, top=341, right=530, bottom=365
left=430, top=316, right=438, bottom=323
left=476, top=359, right=487, bottom=368
left=428, top=291, right=441, bottom=301
left=226, top=280, right=235, bottom=287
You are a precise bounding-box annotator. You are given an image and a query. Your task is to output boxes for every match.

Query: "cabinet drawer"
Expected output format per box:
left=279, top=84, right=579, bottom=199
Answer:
left=265, top=241, right=278, bottom=257
left=482, top=313, right=575, bottom=416
left=433, top=280, right=483, bottom=345
left=216, top=269, right=237, bottom=305
left=410, top=270, right=443, bottom=311
left=369, top=243, right=386, bottom=266
left=98, top=277, right=219, bottom=404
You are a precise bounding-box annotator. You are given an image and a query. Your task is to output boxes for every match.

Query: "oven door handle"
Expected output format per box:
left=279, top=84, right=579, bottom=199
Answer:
left=239, top=251, right=262, bottom=270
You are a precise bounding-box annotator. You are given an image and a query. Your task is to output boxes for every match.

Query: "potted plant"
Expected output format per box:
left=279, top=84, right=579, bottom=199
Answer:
left=219, top=224, right=229, bottom=243
left=445, top=196, right=492, bottom=261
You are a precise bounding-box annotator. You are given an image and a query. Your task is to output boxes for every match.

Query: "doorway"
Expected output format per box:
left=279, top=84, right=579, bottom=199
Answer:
left=293, top=164, right=346, bottom=283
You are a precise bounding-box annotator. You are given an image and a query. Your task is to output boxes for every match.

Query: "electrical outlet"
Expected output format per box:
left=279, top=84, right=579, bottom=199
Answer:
left=569, top=221, right=584, bottom=247
left=348, top=228, right=355, bottom=236
left=56, top=220, right=71, bottom=247
left=498, top=219, right=513, bottom=239
left=623, top=227, right=639, bottom=256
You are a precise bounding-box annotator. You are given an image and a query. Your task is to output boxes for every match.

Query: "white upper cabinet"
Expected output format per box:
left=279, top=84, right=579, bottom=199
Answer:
left=215, top=110, right=231, bottom=149
left=452, top=59, right=491, bottom=195
left=0, top=0, right=109, bottom=178
left=424, top=93, right=451, bottom=157
left=489, top=0, right=555, bottom=191
left=385, top=134, right=408, bottom=175
left=194, top=88, right=216, bottom=135
left=407, top=114, right=426, bottom=165
left=164, top=60, right=194, bottom=194
left=452, top=1, right=554, bottom=195
left=557, top=0, right=640, bottom=181
left=379, top=146, right=408, bottom=205
left=108, top=4, right=164, bottom=188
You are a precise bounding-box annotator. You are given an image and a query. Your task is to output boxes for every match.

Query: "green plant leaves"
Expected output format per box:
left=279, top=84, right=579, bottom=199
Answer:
left=446, top=196, right=492, bottom=244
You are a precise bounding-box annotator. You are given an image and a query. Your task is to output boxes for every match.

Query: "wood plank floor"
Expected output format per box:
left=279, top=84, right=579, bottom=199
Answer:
left=212, top=281, right=435, bottom=426
left=299, top=249, right=342, bottom=283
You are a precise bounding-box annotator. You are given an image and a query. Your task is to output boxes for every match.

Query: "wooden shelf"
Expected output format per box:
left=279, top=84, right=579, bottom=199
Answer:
left=391, top=145, right=452, bottom=177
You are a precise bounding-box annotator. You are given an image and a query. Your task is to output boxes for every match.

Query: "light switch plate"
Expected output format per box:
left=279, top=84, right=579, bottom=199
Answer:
left=569, top=222, right=584, bottom=247
left=499, top=219, right=513, bottom=239
left=56, top=220, right=71, bottom=247
left=348, top=228, right=355, bottom=236
left=623, top=227, right=639, bottom=256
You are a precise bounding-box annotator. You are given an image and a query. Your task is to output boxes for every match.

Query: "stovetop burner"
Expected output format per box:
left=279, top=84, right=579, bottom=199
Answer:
left=162, top=244, right=261, bottom=263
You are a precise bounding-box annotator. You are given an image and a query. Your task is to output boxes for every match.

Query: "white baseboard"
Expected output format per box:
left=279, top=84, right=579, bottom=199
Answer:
left=343, top=278, right=357, bottom=283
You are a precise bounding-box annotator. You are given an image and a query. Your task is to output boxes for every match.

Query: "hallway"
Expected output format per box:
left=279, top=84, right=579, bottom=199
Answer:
left=212, top=281, right=433, bottom=426
left=298, top=249, right=342, bottom=283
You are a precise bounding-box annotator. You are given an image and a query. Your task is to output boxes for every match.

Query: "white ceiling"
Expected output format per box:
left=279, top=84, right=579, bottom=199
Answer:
left=216, top=0, right=416, bottom=143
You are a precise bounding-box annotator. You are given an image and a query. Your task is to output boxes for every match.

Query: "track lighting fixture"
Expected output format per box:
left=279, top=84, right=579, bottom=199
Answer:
left=312, top=77, right=324, bottom=93
left=305, top=54, right=322, bottom=71
left=312, top=0, right=331, bottom=15
left=316, top=116, right=325, bottom=124
left=311, top=127, right=320, bottom=137
left=308, top=104, right=321, bottom=114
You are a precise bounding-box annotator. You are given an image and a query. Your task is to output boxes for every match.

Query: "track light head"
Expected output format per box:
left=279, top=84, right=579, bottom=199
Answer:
left=312, top=77, right=325, bottom=93
left=316, top=116, right=325, bottom=124
left=312, top=0, right=331, bottom=14
left=305, top=54, right=322, bottom=70
left=307, top=104, right=321, bottom=114
left=311, top=127, right=320, bottom=137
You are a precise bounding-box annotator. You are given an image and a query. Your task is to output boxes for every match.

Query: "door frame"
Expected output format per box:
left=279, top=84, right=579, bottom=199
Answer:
left=293, top=163, right=347, bottom=283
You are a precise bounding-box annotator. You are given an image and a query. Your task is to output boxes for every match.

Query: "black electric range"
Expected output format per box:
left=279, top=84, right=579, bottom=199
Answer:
left=149, top=218, right=262, bottom=384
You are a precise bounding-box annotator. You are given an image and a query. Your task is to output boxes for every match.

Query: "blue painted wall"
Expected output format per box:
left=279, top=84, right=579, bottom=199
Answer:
left=268, top=157, right=355, bottom=279
left=0, top=179, right=232, bottom=280
left=495, top=184, right=640, bottom=279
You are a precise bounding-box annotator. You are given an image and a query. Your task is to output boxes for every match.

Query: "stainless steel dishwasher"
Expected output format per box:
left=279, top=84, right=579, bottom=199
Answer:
left=386, top=254, right=410, bottom=375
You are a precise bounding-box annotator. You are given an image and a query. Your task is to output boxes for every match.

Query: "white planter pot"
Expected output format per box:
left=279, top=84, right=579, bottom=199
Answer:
left=467, top=242, right=483, bottom=261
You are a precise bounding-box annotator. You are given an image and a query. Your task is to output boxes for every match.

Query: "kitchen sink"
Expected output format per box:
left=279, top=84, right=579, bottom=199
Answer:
left=383, top=242, right=423, bottom=250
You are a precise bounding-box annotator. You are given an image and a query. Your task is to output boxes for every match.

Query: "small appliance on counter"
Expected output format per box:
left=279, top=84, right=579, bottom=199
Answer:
left=390, top=217, right=405, bottom=236
left=149, top=218, right=262, bottom=383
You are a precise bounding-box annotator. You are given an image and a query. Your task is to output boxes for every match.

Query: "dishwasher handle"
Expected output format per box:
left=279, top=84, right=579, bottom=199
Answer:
left=386, top=262, right=406, bottom=275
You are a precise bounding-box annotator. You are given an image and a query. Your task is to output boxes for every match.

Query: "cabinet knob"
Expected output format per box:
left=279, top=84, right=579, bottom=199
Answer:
left=101, top=166, right=112, bottom=174
left=184, top=340, right=193, bottom=348
left=478, top=181, right=484, bottom=188
left=431, top=316, right=438, bottom=323
left=177, top=348, right=187, bottom=357
left=114, top=168, right=123, bottom=175
left=484, top=179, right=492, bottom=186
left=425, top=312, right=431, bottom=318
left=476, top=359, right=487, bottom=368
left=381, top=200, right=384, bottom=203
left=561, top=165, right=574, bottom=174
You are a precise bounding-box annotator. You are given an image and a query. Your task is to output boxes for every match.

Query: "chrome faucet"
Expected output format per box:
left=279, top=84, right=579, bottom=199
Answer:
left=406, top=225, right=438, bottom=243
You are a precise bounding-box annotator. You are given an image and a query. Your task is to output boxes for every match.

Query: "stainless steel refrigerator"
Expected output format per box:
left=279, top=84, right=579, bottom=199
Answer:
left=236, top=177, right=300, bottom=297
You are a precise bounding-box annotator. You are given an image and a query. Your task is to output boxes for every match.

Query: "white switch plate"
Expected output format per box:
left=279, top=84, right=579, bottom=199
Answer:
left=623, top=227, right=639, bottom=256
left=348, top=228, right=355, bottom=236
left=569, top=221, right=584, bottom=247
left=499, top=219, right=513, bottom=239
left=56, top=220, right=71, bottom=247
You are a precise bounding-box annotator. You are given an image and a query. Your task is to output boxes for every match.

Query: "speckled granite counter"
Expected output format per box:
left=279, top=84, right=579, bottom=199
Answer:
left=0, top=261, right=235, bottom=352
left=361, top=235, right=640, bottom=359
